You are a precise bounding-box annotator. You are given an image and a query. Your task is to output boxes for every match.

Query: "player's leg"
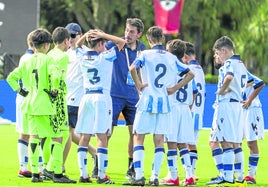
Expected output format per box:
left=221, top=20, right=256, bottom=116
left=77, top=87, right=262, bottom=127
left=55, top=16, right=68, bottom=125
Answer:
left=187, top=144, right=198, bottom=180
left=178, top=143, right=194, bottom=186
left=123, top=97, right=138, bottom=179
left=161, top=142, right=179, bottom=186
left=245, top=140, right=258, bottom=184
left=18, top=134, right=32, bottom=178
left=96, top=133, right=114, bottom=184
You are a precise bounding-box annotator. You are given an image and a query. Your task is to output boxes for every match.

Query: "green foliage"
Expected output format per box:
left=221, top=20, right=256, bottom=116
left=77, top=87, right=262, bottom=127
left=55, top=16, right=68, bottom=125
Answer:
left=39, top=0, right=268, bottom=77
left=205, top=73, right=218, bottom=84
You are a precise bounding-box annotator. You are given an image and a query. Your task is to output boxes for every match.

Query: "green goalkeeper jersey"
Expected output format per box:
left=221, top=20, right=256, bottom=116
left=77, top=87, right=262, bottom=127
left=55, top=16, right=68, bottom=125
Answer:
left=7, top=53, right=59, bottom=115
left=47, top=48, right=69, bottom=129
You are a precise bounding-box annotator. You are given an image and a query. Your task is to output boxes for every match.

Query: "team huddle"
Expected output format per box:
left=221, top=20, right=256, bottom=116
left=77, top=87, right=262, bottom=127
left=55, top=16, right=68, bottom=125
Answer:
left=6, top=17, right=264, bottom=187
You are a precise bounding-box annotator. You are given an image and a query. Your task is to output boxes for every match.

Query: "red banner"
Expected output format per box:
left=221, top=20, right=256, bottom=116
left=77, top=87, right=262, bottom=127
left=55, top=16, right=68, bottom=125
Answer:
left=153, top=0, right=184, bottom=34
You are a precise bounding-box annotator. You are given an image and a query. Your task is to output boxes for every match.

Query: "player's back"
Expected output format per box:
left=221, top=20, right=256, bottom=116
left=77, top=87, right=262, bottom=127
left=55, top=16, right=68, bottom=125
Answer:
left=189, top=61, right=206, bottom=113
left=139, top=49, right=179, bottom=96
left=21, top=53, right=56, bottom=115
left=220, top=55, right=248, bottom=102
left=80, top=49, right=116, bottom=95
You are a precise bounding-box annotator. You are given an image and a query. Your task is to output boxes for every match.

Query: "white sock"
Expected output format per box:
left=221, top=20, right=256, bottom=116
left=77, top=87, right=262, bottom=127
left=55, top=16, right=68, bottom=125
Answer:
left=18, top=139, right=29, bottom=171
left=167, top=149, right=178, bottom=180
left=234, top=147, right=244, bottom=182
left=97, top=147, right=108, bottom=179
left=222, top=148, right=234, bottom=182
left=180, top=148, right=192, bottom=179
left=150, top=147, right=165, bottom=180
left=77, top=146, right=88, bottom=178
left=133, top=145, right=144, bottom=180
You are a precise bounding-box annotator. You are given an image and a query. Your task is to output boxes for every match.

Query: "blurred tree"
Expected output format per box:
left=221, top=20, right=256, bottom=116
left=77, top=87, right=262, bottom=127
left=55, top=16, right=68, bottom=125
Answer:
left=40, top=0, right=268, bottom=77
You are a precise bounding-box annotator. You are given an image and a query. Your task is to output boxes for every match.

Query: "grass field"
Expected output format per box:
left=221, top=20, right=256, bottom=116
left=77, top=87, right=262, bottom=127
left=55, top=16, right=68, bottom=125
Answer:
left=0, top=124, right=268, bottom=187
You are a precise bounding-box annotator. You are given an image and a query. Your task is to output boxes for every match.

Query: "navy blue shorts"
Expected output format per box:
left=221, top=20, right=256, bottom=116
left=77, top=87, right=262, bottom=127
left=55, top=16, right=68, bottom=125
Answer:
left=67, top=105, right=79, bottom=128
left=112, top=96, right=138, bottom=126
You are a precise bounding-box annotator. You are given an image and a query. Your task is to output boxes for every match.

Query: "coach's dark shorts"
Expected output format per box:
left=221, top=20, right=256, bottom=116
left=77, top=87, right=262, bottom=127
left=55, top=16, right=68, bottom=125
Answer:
left=112, top=96, right=138, bottom=126
left=67, top=105, right=79, bottom=128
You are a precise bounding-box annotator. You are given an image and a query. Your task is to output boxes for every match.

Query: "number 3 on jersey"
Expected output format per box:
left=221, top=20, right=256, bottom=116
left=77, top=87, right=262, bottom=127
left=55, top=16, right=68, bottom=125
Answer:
left=87, top=68, right=100, bottom=84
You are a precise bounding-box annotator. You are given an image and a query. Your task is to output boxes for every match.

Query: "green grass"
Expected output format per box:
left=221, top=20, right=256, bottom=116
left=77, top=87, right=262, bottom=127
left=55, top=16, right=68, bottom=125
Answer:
left=0, top=124, right=268, bottom=186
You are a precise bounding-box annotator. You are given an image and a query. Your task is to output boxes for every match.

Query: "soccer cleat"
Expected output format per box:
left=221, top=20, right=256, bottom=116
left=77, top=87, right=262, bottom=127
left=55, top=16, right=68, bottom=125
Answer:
left=18, top=170, right=32, bottom=178
left=207, top=176, right=224, bottom=185
left=147, top=178, right=159, bottom=186
left=79, top=176, right=92, bottom=183
left=42, top=169, right=54, bottom=180
left=123, top=177, right=146, bottom=186
left=182, top=177, right=195, bottom=186
left=31, top=176, right=43, bottom=183
left=207, top=177, right=236, bottom=187
left=235, top=180, right=248, bottom=187
left=244, top=176, right=256, bottom=184
left=126, top=167, right=135, bottom=179
left=97, top=176, right=115, bottom=184
left=160, top=177, right=179, bottom=186
left=53, top=175, right=77, bottom=183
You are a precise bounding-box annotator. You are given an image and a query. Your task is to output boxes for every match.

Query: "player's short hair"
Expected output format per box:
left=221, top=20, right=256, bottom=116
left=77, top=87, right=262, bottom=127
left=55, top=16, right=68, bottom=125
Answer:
left=146, top=26, right=164, bottom=44
left=126, top=18, right=144, bottom=33
left=27, top=30, right=35, bottom=48
left=52, top=27, right=70, bottom=44
left=31, top=28, right=52, bottom=48
left=213, top=36, right=235, bottom=51
left=185, top=42, right=195, bottom=56
left=166, top=39, right=186, bottom=59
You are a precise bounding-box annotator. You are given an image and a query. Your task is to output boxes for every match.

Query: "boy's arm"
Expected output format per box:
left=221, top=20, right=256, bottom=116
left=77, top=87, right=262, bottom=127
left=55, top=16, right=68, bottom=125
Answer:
left=89, top=29, right=126, bottom=51
left=75, top=31, right=89, bottom=48
left=167, top=70, right=195, bottom=95
left=242, top=82, right=265, bottom=108
left=129, top=63, right=147, bottom=93
left=217, top=74, right=232, bottom=95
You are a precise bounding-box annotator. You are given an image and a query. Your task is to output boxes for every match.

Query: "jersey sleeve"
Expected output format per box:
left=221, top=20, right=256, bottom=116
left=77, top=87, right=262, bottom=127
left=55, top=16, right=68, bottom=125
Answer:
left=6, top=65, right=24, bottom=91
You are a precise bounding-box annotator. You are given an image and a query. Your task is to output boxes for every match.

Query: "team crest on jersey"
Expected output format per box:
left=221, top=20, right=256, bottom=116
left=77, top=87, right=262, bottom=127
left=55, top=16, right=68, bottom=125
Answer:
left=159, top=0, right=179, bottom=11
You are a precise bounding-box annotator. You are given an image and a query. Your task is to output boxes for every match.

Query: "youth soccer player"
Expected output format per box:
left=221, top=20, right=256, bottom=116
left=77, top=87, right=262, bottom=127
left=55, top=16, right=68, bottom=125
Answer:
left=15, top=31, right=43, bottom=178
left=160, top=39, right=197, bottom=186
left=74, top=29, right=125, bottom=184
left=242, top=73, right=265, bottom=184
left=41, top=27, right=76, bottom=183
left=123, top=26, right=194, bottom=186
left=207, top=36, right=248, bottom=186
left=183, top=42, right=206, bottom=180
left=7, top=28, right=58, bottom=182
left=64, top=22, right=98, bottom=177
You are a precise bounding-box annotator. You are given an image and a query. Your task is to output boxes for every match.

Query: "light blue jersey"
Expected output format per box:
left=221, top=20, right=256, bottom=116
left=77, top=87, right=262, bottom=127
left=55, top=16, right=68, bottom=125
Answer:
left=218, top=55, right=248, bottom=102
left=134, top=45, right=190, bottom=113
left=80, top=47, right=117, bottom=94
left=244, top=72, right=265, bottom=108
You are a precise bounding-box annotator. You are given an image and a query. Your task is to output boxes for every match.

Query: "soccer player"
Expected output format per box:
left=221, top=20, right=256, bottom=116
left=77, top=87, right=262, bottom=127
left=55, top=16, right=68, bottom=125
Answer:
left=7, top=28, right=57, bottom=182
left=64, top=22, right=98, bottom=177
left=160, top=39, right=197, bottom=186
left=242, top=73, right=265, bottom=184
left=41, top=27, right=76, bottom=183
left=183, top=42, right=206, bottom=179
left=15, top=31, right=43, bottom=178
left=207, top=36, right=248, bottom=186
left=105, top=18, right=146, bottom=179
left=123, top=26, right=194, bottom=186
left=74, top=29, right=125, bottom=184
